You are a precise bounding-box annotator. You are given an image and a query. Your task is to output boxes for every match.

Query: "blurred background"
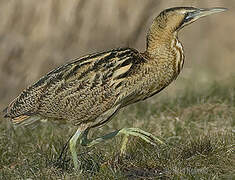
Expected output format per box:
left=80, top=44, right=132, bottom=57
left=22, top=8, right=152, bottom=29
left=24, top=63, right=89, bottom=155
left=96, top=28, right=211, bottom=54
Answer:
left=0, top=0, right=234, bottom=110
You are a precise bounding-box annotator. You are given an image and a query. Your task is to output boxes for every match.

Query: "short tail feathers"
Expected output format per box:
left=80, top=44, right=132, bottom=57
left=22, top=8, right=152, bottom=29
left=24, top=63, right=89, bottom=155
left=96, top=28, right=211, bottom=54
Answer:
left=12, top=115, right=41, bottom=127
left=2, top=106, right=41, bottom=127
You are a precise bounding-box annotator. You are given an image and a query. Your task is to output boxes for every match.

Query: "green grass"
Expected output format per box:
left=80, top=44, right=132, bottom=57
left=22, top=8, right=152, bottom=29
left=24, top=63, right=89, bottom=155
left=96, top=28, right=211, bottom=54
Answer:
left=0, top=81, right=234, bottom=179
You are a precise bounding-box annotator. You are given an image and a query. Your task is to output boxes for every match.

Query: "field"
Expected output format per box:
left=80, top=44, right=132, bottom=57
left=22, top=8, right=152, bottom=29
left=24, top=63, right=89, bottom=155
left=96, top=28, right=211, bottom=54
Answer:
left=0, top=0, right=234, bottom=179
left=0, top=81, right=234, bottom=179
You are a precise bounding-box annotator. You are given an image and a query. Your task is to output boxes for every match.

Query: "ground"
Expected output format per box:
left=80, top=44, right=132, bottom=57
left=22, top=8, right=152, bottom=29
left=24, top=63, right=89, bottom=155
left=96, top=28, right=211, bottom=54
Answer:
left=0, top=80, right=234, bottom=179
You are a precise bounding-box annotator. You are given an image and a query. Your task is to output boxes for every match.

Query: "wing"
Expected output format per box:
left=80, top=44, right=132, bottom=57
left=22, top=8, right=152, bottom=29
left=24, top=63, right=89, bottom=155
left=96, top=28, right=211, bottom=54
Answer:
left=4, top=47, right=146, bottom=124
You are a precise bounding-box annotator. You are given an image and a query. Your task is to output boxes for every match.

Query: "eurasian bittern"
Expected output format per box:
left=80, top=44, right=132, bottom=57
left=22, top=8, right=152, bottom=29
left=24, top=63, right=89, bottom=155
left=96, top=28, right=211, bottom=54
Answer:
left=3, top=7, right=226, bottom=170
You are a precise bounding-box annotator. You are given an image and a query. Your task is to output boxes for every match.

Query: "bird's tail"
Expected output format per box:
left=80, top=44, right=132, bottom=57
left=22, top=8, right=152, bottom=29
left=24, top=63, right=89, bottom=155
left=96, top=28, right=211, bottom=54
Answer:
left=12, top=115, right=41, bottom=127
left=2, top=107, right=41, bottom=127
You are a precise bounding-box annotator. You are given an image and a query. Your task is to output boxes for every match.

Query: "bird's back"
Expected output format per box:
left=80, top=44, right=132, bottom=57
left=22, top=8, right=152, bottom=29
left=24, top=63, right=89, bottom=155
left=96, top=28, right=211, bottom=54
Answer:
left=4, top=48, right=147, bottom=126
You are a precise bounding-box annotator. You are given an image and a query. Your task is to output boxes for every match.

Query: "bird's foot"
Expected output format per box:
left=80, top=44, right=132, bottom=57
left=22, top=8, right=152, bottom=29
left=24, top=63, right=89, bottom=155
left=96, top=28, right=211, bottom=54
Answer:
left=118, top=127, right=165, bottom=155
left=79, top=127, right=165, bottom=156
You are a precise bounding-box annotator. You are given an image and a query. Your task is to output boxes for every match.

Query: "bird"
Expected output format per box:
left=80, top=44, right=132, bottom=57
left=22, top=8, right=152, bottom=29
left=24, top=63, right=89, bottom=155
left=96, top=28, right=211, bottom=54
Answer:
left=3, top=7, right=227, bottom=170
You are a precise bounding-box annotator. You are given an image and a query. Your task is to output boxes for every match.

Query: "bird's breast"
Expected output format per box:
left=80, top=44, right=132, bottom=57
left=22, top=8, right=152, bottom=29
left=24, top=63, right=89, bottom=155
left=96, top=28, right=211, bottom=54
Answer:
left=134, top=50, right=182, bottom=100
left=171, top=38, right=185, bottom=76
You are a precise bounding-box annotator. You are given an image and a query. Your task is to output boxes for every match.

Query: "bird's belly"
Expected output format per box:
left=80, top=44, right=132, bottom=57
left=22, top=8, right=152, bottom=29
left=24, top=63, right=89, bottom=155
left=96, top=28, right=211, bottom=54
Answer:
left=38, top=84, right=117, bottom=125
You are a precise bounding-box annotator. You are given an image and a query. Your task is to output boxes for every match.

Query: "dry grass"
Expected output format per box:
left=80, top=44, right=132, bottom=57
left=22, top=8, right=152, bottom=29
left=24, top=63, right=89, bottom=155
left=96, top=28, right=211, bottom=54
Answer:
left=0, top=82, right=234, bottom=179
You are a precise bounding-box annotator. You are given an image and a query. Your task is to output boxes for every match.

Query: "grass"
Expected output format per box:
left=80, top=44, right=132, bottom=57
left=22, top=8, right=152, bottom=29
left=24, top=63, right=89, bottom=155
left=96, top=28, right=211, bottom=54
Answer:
left=0, top=81, right=234, bottom=179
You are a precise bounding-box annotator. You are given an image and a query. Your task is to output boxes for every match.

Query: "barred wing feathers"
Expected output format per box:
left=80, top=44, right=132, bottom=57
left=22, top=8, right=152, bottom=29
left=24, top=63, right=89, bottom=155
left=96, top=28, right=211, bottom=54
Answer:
left=3, top=48, right=146, bottom=125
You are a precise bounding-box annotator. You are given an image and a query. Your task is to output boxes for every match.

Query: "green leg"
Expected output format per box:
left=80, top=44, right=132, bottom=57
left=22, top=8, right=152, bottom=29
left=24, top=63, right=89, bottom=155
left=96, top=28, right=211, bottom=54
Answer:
left=80, top=127, right=165, bottom=153
left=120, top=134, right=129, bottom=155
left=69, top=128, right=83, bottom=170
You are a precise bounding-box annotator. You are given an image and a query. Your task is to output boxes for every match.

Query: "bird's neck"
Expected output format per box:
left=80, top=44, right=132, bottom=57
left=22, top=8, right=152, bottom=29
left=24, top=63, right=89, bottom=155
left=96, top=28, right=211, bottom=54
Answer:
left=146, top=23, right=178, bottom=56
left=145, top=25, right=185, bottom=76
left=137, top=27, right=185, bottom=99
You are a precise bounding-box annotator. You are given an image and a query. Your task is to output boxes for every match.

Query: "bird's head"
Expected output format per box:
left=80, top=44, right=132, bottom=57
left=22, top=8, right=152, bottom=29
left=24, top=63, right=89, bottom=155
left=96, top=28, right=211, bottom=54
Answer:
left=158, top=7, right=227, bottom=32
left=147, top=7, right=227, bottom=54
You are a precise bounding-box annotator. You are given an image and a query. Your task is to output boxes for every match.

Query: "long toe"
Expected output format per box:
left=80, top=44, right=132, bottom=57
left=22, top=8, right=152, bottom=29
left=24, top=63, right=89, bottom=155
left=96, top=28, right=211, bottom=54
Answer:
left=120, top=128, right=165, bottom=146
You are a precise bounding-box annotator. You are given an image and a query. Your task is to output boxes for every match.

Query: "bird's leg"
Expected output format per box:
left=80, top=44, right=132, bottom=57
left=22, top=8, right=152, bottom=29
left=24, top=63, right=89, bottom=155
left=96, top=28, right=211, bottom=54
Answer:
left=120, top=134, right=129, bottom=155
left=69, top=128, right=84, bottom=170
left=80, top=128, right=120, bottom=147
left=80, top=127, right=165, bottom=154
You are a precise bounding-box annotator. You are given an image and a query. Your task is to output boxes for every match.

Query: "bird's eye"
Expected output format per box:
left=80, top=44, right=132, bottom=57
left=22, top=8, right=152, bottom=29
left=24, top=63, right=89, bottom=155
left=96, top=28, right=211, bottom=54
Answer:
left=184, top=12, right=194, bottom=23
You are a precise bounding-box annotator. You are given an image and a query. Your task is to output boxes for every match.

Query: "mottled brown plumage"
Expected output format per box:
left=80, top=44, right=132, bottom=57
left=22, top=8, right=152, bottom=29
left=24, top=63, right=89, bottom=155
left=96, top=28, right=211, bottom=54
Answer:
left=3, top=7, right=227, bottom=169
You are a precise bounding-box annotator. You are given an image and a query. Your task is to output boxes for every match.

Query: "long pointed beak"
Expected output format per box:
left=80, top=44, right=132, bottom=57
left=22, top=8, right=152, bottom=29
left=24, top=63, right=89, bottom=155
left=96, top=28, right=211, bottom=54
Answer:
left=194, top=7, right=228, bottom=19
left=180, top=7, right=227, bottom=30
